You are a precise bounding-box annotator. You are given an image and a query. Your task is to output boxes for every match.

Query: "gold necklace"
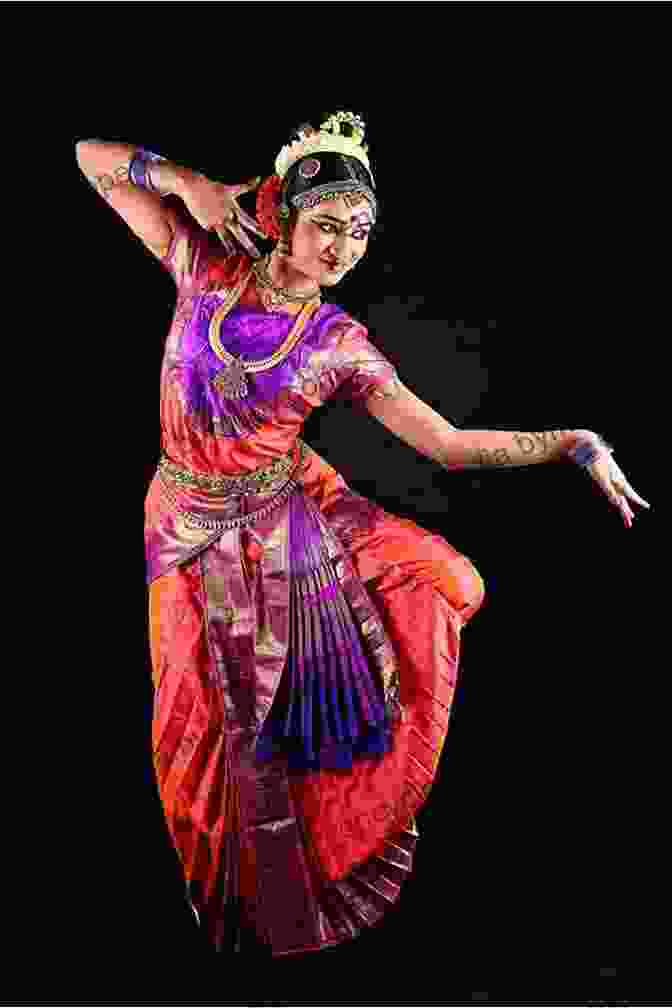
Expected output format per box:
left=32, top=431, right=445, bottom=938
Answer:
left=208, top=265, right=321, bottom=399
left=251, top=253, right=321, bottom=311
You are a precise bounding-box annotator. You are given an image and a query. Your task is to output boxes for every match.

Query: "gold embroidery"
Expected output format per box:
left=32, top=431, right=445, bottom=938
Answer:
left=379, top=657, right=397, bottom=692
left=159, top=448, right=297, bottom=495
left=144, top=235, right=172, bottom=259
left=255, top=621, right=287, bottom=659
left=264, top=522, right=288, bottom=555
left=173, top=515, right=214, bottom=545
left=172, top=235, right=192, bottom=286
left=208, top=270, right=321, bottom=374
left=203, top=572, right=230, bottom=610
left=369, top=376, right=402, bottom=400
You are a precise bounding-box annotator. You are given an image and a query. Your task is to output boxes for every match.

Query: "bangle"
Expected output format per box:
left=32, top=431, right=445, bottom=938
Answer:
left=128, top=147, right=169, bottom=197
left=567, top=432, right=614, bottom=467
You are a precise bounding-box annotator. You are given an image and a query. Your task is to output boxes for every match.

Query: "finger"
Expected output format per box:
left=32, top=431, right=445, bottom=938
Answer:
left=597, top=464, right=635, bottom=523
left=590, top=464, right=625, bottom=513
left=609, top=491, right=633, bottom=525
left=242, top=215, right=268, bottom=239
left=608, top=462, right=650, bottom=509
left=609, top=459, right=651, bottom=510
left=214, top=227, right=238, bottom=255
left=623, top=485, right=651, bottom=509
left=234, top=216, right=267, bottom=240
left=227, top=222, right=262, bottom=258
left=232, top=176, right=262, bottom=196
left=614, top=492, right=634, bottom=522
left=235, top=205, right=268, bottom=237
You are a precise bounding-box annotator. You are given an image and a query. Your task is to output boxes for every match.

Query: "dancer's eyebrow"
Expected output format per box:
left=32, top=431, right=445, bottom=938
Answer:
left=314, top=213, right=372, bottom=226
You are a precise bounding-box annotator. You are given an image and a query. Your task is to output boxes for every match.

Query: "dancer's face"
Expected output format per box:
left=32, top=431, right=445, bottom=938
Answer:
left=289, top=196, right=373, bottom=286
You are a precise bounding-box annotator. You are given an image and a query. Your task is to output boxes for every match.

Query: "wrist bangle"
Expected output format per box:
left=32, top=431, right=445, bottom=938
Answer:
left=567, top=432, right=614, bottom=467
left=128, top=147, right=169, bottom=197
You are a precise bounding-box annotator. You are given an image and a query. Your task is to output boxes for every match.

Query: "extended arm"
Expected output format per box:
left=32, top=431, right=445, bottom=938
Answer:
left=365, top=381, right=582, bottom=468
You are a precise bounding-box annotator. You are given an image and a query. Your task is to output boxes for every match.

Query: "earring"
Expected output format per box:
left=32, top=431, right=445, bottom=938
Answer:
left=276, top=205, right=291, bottom=257
left=276, top=220, right=290, bottom=257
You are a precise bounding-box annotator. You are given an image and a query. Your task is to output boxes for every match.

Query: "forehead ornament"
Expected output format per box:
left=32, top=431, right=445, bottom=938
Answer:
left=298, top=158, right=321, bottom=180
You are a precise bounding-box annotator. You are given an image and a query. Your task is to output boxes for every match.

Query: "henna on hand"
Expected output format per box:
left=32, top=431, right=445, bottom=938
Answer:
left=85, top=159, right=132, bottom=200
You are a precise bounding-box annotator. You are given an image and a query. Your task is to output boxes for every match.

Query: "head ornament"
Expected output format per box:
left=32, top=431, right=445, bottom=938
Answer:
left=255, top=111, right=376, bottom=243
left=274, top=111, right=372, bottom=182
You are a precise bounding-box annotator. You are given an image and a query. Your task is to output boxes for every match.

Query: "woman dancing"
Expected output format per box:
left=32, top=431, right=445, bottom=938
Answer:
left=76, top=111, right=649, bottom=958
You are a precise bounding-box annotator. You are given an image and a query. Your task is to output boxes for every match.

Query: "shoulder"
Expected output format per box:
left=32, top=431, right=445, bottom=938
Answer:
left=203, top=251, right=252, bottom=292
left=161, top=201, right=251, bottom=293
left=321, top=307, right=369, bottom=345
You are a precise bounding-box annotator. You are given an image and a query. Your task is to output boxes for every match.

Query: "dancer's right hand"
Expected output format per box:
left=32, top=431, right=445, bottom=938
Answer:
left=567, top=430, right=651, bottom=528
left=180, top=172, right=267, bottom=258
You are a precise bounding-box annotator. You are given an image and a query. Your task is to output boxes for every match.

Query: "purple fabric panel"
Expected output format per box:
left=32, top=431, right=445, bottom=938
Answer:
left=173, top=296, right=401, bottom=437
left=176, top=298, right=347, bottom=431
left=255, top=489, right=391, bottom=771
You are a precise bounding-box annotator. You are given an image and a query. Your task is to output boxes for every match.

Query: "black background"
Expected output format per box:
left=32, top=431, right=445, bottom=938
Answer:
left=27, top=3, right=666, bottom=1004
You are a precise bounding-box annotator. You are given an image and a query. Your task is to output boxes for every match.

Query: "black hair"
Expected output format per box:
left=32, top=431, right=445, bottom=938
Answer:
left=237, top=112, right=383, bottom=254
left=282, top=115, right=380, bottom=235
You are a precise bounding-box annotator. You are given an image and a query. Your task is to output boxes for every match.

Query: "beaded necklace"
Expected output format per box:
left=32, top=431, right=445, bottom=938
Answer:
left=209, top=263, right=321, bottom=399
left=251, top=253, right=321, bottom=311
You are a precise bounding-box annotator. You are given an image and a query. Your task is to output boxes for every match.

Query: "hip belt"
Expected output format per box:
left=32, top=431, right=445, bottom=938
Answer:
left=155, top=439, right=308, bottom=533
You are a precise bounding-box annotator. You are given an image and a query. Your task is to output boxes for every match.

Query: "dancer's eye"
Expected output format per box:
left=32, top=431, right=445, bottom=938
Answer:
left=317, top=223, right=369, bottom=240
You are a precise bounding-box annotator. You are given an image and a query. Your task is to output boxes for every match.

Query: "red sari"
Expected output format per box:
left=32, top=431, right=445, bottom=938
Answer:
left=145, top=207, right=486, bottom=955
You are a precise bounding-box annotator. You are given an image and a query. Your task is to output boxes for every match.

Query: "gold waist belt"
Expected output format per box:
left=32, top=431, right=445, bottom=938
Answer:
left=158, top=440, right=307, bottom=497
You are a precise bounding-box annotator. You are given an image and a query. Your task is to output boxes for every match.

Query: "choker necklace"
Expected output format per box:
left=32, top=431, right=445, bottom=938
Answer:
left=251, top=253, right=321, bottom=311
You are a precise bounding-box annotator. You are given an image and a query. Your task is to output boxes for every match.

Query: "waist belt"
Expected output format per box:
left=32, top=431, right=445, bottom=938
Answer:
left=158, top=440, right=307, bottom=497
left=155, top=440, right=309, bottom=533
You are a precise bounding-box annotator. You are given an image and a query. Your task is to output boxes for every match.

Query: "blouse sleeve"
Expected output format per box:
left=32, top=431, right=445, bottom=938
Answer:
left=317, top=319, right=402, bottom=404
left=154, top=199, right=230, bottom=294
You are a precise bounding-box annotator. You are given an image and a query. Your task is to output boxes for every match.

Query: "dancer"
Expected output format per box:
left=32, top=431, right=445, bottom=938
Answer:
left=76, top=111, right=650, bottom=958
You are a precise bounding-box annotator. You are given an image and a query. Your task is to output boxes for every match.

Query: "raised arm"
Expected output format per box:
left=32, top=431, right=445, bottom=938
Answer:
left=365, top=381, right=584, bottom=468
left=75, top=140, right=195, bottom=260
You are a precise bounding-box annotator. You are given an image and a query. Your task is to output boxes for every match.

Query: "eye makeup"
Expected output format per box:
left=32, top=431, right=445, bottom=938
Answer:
left=314, top=213, right=372, bottom=240
left=315, top=212, right=372, bottom=229
left=317, top=222, right=370, bottom=240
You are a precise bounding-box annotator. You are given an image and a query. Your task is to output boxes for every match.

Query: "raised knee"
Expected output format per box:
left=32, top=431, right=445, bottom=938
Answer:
left=456, top=555, right=486, bottom=623
left=424, top=537, right=485, bottom=617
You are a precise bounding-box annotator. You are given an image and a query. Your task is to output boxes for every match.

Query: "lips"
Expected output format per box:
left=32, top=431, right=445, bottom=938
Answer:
left=321, top=258, right=343, bottom=269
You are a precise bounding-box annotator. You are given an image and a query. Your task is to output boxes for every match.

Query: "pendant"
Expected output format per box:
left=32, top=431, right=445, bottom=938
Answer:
left=212, top=355, right=249, bottom=399
left=260, top=285, right=289, bottom=312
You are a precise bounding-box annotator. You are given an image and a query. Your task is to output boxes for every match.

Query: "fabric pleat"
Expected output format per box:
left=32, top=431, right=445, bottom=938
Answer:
left=255, top=490, right=393, bottom=770
left=149, top=439, right=487, bottom=953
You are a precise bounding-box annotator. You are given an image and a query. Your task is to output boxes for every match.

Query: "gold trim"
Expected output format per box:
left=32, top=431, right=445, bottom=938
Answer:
left=156, top=440, right=311, bottom=532
left=158, top=444, right=300, bottom=496
left=208, top=268, right=322, bottom=373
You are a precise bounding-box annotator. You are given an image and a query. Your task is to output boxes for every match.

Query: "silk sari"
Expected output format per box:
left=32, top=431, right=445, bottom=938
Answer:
left=145, top=206, right=486, bottom=955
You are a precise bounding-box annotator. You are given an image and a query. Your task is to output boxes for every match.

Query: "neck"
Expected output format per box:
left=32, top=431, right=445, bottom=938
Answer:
left=267, top=251, right=320, bottom=296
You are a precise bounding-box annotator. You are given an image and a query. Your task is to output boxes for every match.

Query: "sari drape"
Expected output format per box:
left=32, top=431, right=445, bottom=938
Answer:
left=145, top=209, right=486, bottom=955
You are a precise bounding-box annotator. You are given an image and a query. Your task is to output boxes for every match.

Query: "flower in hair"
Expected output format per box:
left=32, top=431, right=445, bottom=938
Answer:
left=275, top=110, right=372, bottom=180
left=255, top=174, right=284, bottom=240
left=319, top=111, right=366, bottom=146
